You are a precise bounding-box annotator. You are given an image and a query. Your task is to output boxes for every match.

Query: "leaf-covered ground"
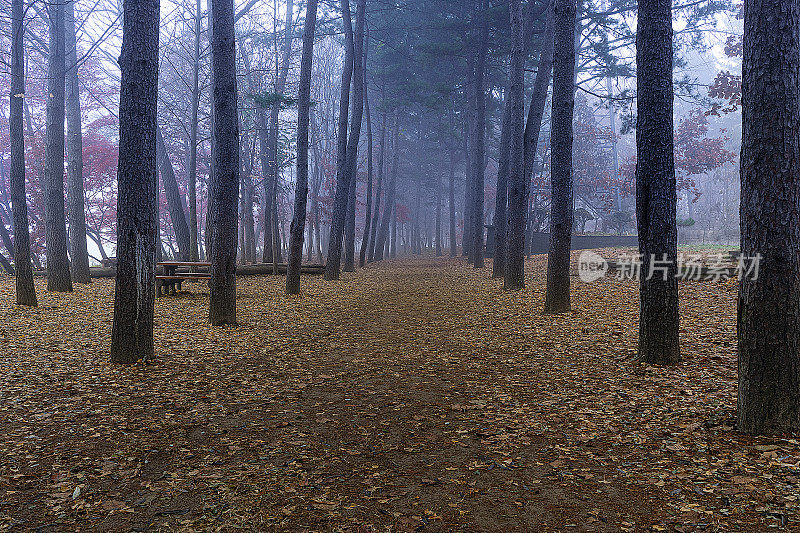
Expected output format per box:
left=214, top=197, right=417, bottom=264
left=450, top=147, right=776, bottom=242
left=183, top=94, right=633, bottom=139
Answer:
left=0, top=253, right=796, bottom=532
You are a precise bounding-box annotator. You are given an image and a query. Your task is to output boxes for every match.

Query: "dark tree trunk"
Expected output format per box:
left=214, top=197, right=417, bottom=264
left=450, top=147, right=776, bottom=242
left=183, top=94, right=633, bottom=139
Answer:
left=208, top=0, right=239, bottom=325
left=44, top=0, right=72, bottom=292
left=635, top=0, right=679, bottom=363
left=286, top=0, right=318, bottom=294
left=435, top=169, right=442, bottom=257
left=523, top=2, right=554, bottom=200
left=111, top=0, right=159, bottom=364
left=324, top=0, right=356, bottom=279
left=264, top=0, right=294, bottom=265
left=492, top=81, right=513, bottom=279
left=471, top=0, right=489, bottom=269
left=156, top=127, right=191, bottom=260
left=449, top=149, right=457, bottom=257
left=359, top=68, right=373, bottom=268
left=342, top=0, right=366, bottom=273
left=504, top=0, right=527, bottom=290
left=10, top=0, right=37, bottom=305
left=65, top=2, right=90, bottom=283
left=737, top=0, right=800, bottom=433
left=543, top=0, right=576, bottom=313
left=187, top=0, right=202, bottom=261
left=375, top=120, right=399, bottom=261
left=462, top=78, right=473, bottom=260
left=368, top=112, right=386, bottom=263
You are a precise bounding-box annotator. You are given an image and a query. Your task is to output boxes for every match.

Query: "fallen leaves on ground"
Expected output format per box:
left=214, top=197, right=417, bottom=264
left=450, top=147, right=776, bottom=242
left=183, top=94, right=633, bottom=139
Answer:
left=0, top=252, right=795, bottom=532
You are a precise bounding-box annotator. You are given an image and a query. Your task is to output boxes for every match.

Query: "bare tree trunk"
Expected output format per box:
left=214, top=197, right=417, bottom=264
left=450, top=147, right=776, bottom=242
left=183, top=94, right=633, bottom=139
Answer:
left=449, top=149, right=457, bottom=257
left=264, top=0, right=294, bottom=265
left=286, top=0, right=318, bottom=294
left=324, top=0, right=356, bottom=279
left=635, top=0, right=679, bottom=363
left=368, top=112, right=386, bottom=263
left=342, top=0, right=366, bottom=273
left=505, top=0, right=527, bottom=290
left=492, top=82, right=513, bottom=278
left=187, top=0, right=202, bottom=261
left=543, top=0, right=575, bottom=313
left=44, top=0, right=72, bottom=292
left=736, top=0, right=800, bottom=432
left=435, top=169, right=442, bottom=257
left=156, top=127, right=191, bottom=260
left=65, top=2, right=90, bottom=283
left=10, top=0, right=37, bottom=305
left=359, top=68, right=374, bottom=268
left=523, top=3, right=554, bottom=200
left=471, top=0, right=489, bottom=269
left=111, top=0, right=159, bottom=363
left=208, top=0, right=239, bottom=325
left=375, top=118, right=398, bottom=261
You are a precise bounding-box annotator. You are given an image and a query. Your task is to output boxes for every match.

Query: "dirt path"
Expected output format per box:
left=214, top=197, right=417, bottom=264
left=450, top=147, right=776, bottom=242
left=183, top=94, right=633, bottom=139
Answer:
left=0, top=256, right=795, bottom=531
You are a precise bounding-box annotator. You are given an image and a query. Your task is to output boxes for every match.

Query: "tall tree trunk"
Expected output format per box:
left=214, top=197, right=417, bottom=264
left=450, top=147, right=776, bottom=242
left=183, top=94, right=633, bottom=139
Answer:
left=324, top=0, right=356, bottom=279
left=375, top=119, right=399, bottom=261
left=543, top=0, right=576, bottom=312
left=449, top=148, right=457, bottom=257
left=286, top=0, right=318, bottom=294
left=523, top=2, right=555, bottom=191
left=44, top=0, right=72, bottom=292
left=435, top=169, right=442, bottom=257
left=471, top=0, right=489, bottom=269
left=342, top=0, right=366, bottom=273
left=156, top=127, right=191, bottom=260
left=111, top=0, right=159, bottom=363
left=737, top=0, right=800, bottom=432
left=10, top=0, right=37, bottom=305
left=208, top=0, right=239, bottom=325
left=635, top=0, right=679, bottom=363
left=504, top=0, right=527, bottom=290
left=368, top=112, right=386, bottom=263
left=65, top=2, right=90, bottom=283
left=264, top=0, right=294, bottom=264
left=463, top=76, right=473, bottom=258
left=492, top=82, right=513, bottom=278
left=187, top=0, right=202, bottom=261
left=359, top=70, right=373, bottom=267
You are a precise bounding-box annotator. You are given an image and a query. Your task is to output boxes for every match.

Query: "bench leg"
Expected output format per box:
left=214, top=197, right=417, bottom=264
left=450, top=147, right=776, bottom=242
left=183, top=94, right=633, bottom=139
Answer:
left=177, top=280, right=182, bottom=293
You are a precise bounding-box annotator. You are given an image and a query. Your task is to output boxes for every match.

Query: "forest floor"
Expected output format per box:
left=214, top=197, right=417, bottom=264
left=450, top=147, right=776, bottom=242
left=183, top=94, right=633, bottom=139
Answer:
left=0, top=251, right=797, bottom=532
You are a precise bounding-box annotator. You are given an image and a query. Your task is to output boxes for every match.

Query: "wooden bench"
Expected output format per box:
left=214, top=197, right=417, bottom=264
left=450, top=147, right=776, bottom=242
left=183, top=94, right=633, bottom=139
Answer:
left=156, top=261, right=211, bottom=296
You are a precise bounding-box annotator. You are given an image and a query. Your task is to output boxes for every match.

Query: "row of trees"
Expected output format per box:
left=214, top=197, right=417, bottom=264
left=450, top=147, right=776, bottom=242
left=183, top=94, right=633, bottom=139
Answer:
left=6, top=0, right=798, bottom=434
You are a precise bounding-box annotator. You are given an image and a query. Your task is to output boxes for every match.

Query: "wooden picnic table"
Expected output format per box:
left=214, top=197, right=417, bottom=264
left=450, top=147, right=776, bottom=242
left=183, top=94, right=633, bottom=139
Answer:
left=156, top=261, right=212, bottom=296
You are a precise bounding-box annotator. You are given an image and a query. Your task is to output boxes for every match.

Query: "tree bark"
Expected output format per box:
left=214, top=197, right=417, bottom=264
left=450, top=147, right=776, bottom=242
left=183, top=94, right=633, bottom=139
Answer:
left=324, top=0, right=356, bottom=279
left=449, top=148, right=457, bottom=257
left=523, top=2, right=554, bottom=202
left=187, top=0, right=202, bottom=261
left=504, top=0, right=527, bottom=290
left=111, top=0, right=159, bottom=363
left=65, top=2, right=91, bottom=283
left=375, top=118, right=399, bottom=261
left=493, top=81, right=513, bottom=279
left=208, top=0, right=239, bottom=325
left=10, top=0, right=37, bottom=305
left=359, top=66, right=373, bottom=268
left=264, top=0, right=294, bottom=265
left=737, top=0, right=800, bottom=433
left=543, top=0, right=576, bottom=312
left=44, top=0, right=72, bottom=292
left=156, top=127, right=191, bottom=260
left=635, top=0, right=680, bottom=363
left=342, top=0, right=366, bottom=272
left=471, top=0, right=489, bottom=269
left=368, top=112, right=386, bottom=263
left=286, top=0, right=318, bottom=294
